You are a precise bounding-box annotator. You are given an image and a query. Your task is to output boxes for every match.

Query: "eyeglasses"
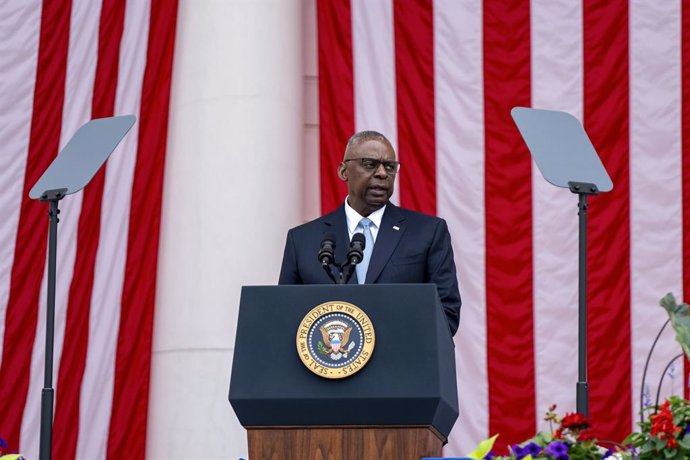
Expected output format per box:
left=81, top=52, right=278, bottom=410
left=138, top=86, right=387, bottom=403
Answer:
left=343, top=158, right=400, bottom=174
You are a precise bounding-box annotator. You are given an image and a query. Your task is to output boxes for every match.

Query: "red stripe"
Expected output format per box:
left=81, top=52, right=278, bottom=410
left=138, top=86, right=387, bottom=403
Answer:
left=0, top=0, right=72, bottom=449
left=52, top=0, right=126, bottom=458
left=483, top=0, right=534, bottom=452
left=393, top=0, right=436, bottom=214
left=106, top=0, right=178, bottom=457
left=583, top=0, right=631, bottom=441
left=682, top=0, right=690, bottom=400
left=317, top=0, right=354, bottom=214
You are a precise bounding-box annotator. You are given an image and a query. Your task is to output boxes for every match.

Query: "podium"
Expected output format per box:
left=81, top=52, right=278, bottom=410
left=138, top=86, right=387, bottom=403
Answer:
left=229, top=284, right=459, bottom=460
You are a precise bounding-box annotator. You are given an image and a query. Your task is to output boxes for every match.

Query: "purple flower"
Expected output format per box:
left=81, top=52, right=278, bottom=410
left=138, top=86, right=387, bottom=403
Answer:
left=0, top=437, right=7, bottom=449
left=510, top=444, right=527, bottom=459
left=555, top=455, right=569, bottom=460
left=602, top=448, right=613, bottom=459
left=523, top=442, right=542, bottom=456
left=483, top=450, right=495, bottom=459
left=545, top=441, right=569, bottom=456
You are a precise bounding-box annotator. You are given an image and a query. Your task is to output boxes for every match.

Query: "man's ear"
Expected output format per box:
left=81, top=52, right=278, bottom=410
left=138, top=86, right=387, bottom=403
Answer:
left=338, top=163, right=347, bottom=181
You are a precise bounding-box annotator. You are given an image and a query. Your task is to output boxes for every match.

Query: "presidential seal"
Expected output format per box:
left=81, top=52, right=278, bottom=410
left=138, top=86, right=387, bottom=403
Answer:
left=296, top=301, right=375, bottom=379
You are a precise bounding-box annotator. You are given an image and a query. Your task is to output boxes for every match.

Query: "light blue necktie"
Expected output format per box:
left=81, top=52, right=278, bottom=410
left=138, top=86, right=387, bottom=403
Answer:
left=356, top=217, right=374, bottom=284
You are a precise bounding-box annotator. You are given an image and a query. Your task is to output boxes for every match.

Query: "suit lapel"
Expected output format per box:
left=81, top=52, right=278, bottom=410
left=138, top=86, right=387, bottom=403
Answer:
left=365, top=204, right=406, bottom=283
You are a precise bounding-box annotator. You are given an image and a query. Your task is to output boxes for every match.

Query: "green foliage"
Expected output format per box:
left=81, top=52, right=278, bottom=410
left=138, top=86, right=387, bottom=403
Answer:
left=624, top=396, right=690, bottom=460
left=467, top=407, right=615, bottom=459
left=659, top=293, right=690, bottom=361
left=467, top=293, right=690, bottom=460
left=466, top=433, right=498, bottom=459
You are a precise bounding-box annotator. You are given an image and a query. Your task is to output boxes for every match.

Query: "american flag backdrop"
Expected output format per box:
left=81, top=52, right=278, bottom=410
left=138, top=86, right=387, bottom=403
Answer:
left=3, top=0, right=690, bottom=458
left=317, top=0, right=690, bottom=455
left=0, top=0, right=177, bottom=458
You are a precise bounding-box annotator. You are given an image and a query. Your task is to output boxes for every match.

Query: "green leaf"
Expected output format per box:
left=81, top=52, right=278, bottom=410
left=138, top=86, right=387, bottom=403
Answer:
left=654, top=436, right=667, bottom=450
left=532, top=431, right=552, bottom=444
left=660, top=293, right=690, bottom=360
left=677, top=436, right=690, bottom=450
left=466, top=433, right=498, bottom=460
left=623, top=432, right=639, bottom=444
left=640, top=440, right=656, bottom=453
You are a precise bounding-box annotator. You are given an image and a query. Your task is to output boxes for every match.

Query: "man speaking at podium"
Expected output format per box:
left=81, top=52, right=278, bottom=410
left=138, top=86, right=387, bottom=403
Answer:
left=279, top=131, right=461, bottom=336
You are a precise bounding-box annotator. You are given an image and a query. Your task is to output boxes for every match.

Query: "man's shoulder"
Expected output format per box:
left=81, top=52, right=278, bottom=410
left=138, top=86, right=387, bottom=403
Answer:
left=391, top=204, right=446, bottom=225
left=288, top=206, right=343, bottom=233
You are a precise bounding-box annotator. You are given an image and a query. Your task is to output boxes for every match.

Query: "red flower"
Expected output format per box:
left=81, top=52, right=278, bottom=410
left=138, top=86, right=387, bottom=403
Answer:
left=560, top=412, right=591, bottom=431
left=650, top=401, right=681, bottom=448
left=577, top=429, right=596, bottom=442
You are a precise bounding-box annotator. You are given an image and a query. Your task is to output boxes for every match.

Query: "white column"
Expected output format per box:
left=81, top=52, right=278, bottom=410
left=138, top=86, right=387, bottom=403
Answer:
left=148, top=1, right=304, bottom=458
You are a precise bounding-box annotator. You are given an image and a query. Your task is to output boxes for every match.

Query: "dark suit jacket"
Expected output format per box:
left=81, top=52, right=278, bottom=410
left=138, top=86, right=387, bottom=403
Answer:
left=278, top=203, right=461, bottom=335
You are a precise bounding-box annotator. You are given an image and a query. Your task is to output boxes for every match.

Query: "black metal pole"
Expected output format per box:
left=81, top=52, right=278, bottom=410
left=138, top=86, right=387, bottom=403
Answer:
left=39, top=191, right=63, bottom=460
left=576, top=192, right=589, bottom=417
left=639, top=319, right=670, bottom=422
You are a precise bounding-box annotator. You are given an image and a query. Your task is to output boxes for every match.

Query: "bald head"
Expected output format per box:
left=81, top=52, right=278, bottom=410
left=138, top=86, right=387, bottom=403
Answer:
left=343, top=131, right=395, bottom=160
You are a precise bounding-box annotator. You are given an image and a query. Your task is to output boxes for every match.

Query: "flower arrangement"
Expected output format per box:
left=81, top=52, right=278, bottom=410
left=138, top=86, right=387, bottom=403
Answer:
left=622, top=294, right=690, bottom=459
left=467, top=397, right=690, bottom=460
left=466, top=405, right=619, bottom=459
left=624, top=395, right=690, bottom=459
left=465, top=293, right=690, bottom=460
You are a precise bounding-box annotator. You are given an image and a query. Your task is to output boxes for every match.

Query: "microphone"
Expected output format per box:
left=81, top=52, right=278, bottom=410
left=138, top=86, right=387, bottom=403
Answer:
left=346, top=233, right=366, bottom=265
left=318, top=233, right=336, bottom=266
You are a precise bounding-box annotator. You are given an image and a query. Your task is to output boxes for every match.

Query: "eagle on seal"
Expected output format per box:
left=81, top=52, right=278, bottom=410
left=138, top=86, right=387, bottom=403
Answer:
left=320, top=323, right=352, bottom=354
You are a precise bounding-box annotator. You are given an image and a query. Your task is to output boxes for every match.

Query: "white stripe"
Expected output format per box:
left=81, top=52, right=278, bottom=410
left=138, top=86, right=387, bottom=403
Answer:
left=19, top=0, right=99, bottom=454
left=433, top=0, right=487, bottom=454
left=530, top=0, right=583, bottom=431
left=0, top=0, right=42, bottom=365
left=77, top=0, right=150, bottom=457
left=629, top=0, right=683, bottom=425
left=351, top=0, right=400, bottom=205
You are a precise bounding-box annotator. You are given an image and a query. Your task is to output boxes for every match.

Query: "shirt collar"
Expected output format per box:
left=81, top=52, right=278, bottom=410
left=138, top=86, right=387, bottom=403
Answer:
left=344, top=197, right=386, bottom=233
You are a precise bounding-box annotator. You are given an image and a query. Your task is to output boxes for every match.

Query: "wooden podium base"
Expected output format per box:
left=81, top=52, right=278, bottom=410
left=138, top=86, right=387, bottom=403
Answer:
left=247, top=426, right=444, bottom=460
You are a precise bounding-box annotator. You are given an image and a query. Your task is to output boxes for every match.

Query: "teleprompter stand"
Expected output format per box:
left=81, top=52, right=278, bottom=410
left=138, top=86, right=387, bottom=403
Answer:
left=511, top=107, right=613, bottom=418
left=28, top=115, right=136, bottom=460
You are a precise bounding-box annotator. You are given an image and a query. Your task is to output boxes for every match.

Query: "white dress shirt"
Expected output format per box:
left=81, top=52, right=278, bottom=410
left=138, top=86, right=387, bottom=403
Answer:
left=343, top=197, right=385, bottom=242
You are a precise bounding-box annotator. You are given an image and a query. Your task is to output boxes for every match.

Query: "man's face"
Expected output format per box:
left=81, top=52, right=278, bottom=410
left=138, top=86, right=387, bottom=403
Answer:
left=338, top=139, right=396, bottom=216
